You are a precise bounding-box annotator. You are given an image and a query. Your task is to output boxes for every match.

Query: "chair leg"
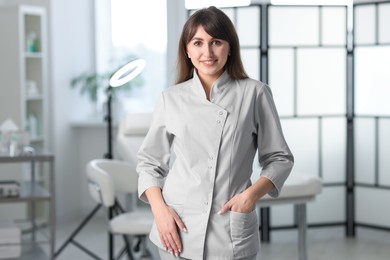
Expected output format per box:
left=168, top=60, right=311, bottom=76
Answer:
left=141, top=237, right=150, bottom=259
left=116, top=246, right=127, bottom=260
left=109, top=207, right=114, bottom=260
left=260, top=207, right=271, bottom=242
left=296, top=203, right=307, bottom=260
left=123, top=234, right=134, bottom=260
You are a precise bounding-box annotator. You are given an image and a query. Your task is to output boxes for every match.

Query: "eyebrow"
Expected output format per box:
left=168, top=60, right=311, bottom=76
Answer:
left=190, top=37, right=220, bottom=42
left=190, top=37, right=204, bottom=41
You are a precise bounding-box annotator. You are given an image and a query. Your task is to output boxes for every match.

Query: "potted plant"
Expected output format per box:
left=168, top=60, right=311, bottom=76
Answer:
left=70, top=57, right=144, bottom=104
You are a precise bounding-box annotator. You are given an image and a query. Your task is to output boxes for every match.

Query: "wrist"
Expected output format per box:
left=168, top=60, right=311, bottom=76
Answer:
left=151, top=200, right=168, bottom=214
left=145, top=186, right=168, bottom=215
left=245, top=177, right=274, bottom=202
left=243, top=188, right=258, bottom=205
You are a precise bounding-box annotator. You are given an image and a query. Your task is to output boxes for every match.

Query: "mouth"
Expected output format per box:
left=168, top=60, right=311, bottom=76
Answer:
left=201, top=60, right=217, bottom=65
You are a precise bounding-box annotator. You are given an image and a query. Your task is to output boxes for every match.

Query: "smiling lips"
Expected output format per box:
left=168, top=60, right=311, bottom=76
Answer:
left=202, top=59, right=217, bottom=65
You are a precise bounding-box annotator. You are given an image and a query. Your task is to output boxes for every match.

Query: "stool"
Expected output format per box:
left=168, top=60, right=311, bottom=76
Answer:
left=257, top=175, right=322, bottom=260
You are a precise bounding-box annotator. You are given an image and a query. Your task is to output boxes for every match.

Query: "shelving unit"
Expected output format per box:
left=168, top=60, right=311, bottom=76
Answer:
left=0, top=153, right=55, bottom=259
left=0, top=4, right=48, bottom=151
left=0, top=4, right=52, bottom=259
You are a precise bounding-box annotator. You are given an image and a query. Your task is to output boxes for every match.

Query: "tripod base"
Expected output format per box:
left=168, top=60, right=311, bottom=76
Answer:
left=55, top=204, right=103, bottom=259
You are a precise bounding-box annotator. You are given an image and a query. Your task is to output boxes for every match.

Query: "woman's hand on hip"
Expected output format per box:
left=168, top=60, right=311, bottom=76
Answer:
left=153, top=204, right=187, bottom=257
left=218, top=190, right=256, bottom=215
left=218, top=177, right=275, bottom=215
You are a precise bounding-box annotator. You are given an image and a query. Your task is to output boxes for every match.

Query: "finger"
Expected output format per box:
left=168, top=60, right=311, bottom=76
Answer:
left=170, top=229, right=183, bottom=253
left=159, top=234, right=168, bottom=251
left=166, top=232, right=179, bottom=254
left=218, top=202, right=231, bottom=215
left=172, top=212, right=187, bottom=233
left=164, top=237, right=174, bottom=256
left=160, top=234, right=167, bottom=250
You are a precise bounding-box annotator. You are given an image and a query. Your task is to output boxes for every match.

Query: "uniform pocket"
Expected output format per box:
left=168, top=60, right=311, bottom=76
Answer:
left=229, top=210, right=260, bottom=256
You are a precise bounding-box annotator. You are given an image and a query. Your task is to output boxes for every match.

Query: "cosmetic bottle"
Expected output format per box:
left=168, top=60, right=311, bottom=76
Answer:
left=9, top=134, right=18, bottom=156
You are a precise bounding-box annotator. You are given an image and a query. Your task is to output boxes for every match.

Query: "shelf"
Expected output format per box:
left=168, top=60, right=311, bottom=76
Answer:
left=26, top=95, right=43, bottom=101
left=0, top=181, right=50, bottom=203
left=24, top=52, right=43, bottom=58
left=0, top=153, right=54, bottom=163
left=71, top=117, right=118, bottom=128
left=30, top=137, right=44, bottom=143
left=20, top=243, right=49, bottom=260
left=0, top=242, right=49, bottom=260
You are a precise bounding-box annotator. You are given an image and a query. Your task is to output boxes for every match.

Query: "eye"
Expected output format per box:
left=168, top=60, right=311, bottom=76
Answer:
left=211, top=40, right=222, bottom=46
left=193, top=41, right=202, bottom=46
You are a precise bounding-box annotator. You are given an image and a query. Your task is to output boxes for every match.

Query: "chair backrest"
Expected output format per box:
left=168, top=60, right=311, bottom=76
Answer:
left=115, top=113, right=152, bottom=164
left=86, top=159, right=138, bottom=207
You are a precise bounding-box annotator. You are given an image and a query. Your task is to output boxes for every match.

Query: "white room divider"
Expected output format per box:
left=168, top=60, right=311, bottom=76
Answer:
left=354, top=1, right=390, bottom=231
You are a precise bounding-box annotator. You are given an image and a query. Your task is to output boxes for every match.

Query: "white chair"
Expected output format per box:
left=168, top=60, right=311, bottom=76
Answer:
left=86, top=158, right=154, bottom=259
left=116, top=113, right=152, bottom=165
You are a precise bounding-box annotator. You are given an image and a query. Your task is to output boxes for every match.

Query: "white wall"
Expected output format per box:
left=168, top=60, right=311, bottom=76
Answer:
left=50, top=0, right=97, bottom=223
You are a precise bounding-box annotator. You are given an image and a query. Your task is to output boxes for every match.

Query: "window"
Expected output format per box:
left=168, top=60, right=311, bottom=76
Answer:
left=96, top=0, right=168, bottom=114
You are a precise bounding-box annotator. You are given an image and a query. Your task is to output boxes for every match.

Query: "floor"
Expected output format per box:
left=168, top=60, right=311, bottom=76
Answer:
left=42, top=215, right=390, bottom=260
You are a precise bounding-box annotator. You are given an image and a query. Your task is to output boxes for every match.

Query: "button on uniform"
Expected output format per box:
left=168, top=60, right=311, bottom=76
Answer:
left=203, top=201, right=209, bottom=213
left=216, top=110, right=226, bottom=126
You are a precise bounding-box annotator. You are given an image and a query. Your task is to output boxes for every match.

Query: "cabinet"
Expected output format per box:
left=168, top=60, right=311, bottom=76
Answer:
left=0, top=153, right=55, bottom=259
left=0, top=5, right=48, bottom=151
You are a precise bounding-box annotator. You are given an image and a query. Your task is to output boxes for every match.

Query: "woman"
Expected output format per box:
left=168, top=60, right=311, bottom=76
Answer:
left=137, top=6, right=294, bottom=260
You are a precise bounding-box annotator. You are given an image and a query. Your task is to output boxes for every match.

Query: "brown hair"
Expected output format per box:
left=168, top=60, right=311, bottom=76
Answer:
left=176, top=6, right=248, bottom=84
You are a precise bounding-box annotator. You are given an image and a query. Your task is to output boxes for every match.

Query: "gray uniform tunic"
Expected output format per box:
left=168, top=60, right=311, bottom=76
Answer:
left=137, top=70, right=294, bottom=259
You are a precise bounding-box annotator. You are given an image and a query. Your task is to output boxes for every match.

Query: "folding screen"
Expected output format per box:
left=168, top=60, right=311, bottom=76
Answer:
left=267, top=5, right=348, bottom=228
left=354, top=1, right=390, bottom=230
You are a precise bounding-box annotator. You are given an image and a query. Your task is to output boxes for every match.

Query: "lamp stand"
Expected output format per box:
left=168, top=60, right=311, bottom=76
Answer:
left=104, top=86, right=114, bottom=260
left=105, top=86, right=114, bottom=159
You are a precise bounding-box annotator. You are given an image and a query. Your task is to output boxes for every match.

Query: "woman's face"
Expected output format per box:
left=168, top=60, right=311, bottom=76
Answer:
left=186, top=25, right=230, bottom=83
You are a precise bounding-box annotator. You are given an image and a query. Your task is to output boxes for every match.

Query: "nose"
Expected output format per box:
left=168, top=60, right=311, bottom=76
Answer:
left=203, top=44, right=213, bottom=57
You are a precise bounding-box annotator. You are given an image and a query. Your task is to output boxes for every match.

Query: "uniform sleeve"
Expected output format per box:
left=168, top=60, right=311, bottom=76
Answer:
left=256, top=84, right=294, bottom=198
left=137, top=93, right=173, bottom=203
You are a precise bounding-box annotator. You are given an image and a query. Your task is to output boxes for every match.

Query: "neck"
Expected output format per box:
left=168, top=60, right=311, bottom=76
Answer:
left=199, top=80, right=211, bottom=100
left=195, top=69, right=224, bottom=100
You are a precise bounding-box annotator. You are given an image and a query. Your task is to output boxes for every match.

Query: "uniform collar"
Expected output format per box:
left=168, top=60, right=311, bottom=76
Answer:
left=192, top=70, right=231, bottom=101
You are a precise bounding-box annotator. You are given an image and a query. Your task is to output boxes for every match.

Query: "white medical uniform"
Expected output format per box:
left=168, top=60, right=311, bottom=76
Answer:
left=137, top=70, right=294, bottom=259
